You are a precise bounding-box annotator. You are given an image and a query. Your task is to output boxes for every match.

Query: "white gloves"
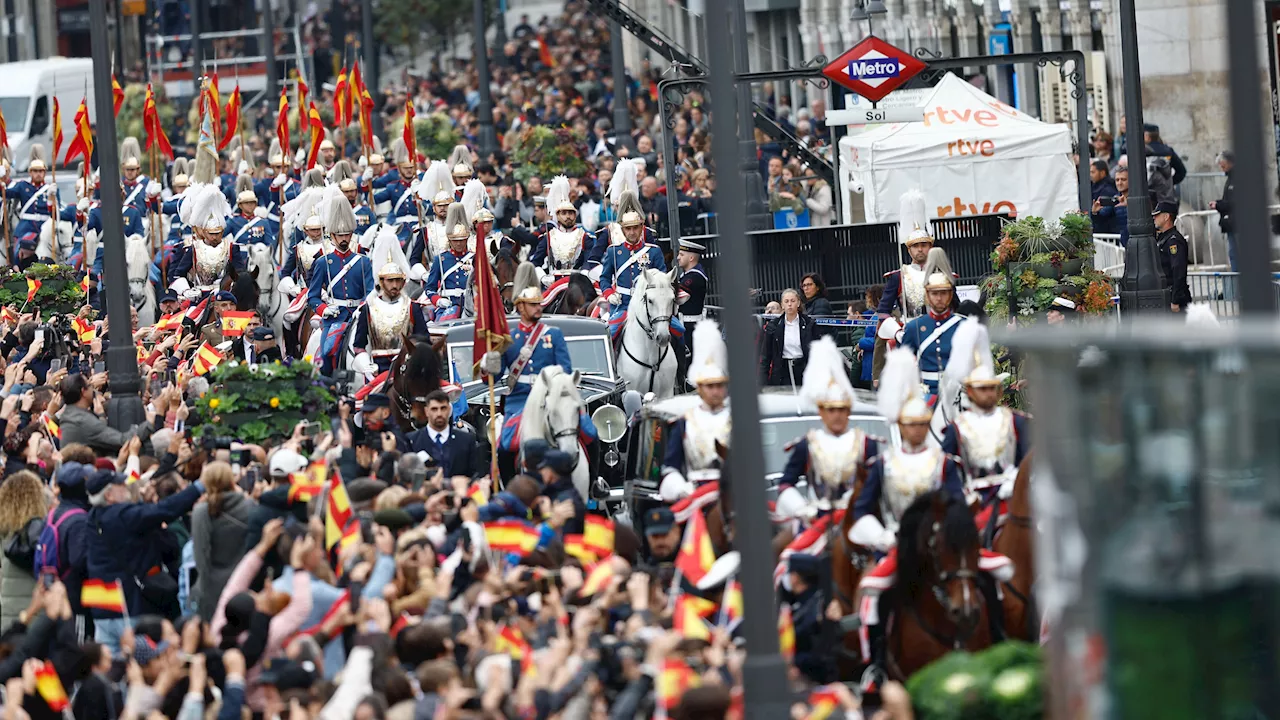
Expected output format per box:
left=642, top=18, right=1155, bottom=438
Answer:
left=774, top=486, right=808, bottom=521
left=76, top=197, right=90, bottom=212
left=309, top=315, right=323, bottom=329
left=409, top=264, right=428, bottom=282
left=358, top=155, right=368, bottom=169
left=146, top=181, right=161, bottom=198
left=362, top=168, right=373, bottom=181
left=480, top=351, right=502, bottom=375
left=170, top=277, right=192, bottom=293
left=540, top=273, right=553, bottom=288
left=254, top=206, right=268, bottom=219
left=238, top=160, right=250, bottom=175
left=294, top=148, right=306, bottom=164
left=608, top=292, right=623, bottom=306
left=278, top=276, right=299, bottom=297
left=435, top=297, right=452, bottom=309
left=998, top=477, right=1017, bottom=500
left=182, top=288, right=202, bottom=300
left=0, top=162, right=9, bottom=179
left=849, top=515, right=897, bottom=553
left=322, top=306, right=340, bottom=318
left=352, top=352, right=378, bottom=375
left=659, top=471, right=694, bottom=502
left=271, top=174, right=288, bottom=189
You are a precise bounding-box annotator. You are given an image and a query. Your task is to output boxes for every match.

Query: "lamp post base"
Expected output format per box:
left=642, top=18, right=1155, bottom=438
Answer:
left=106, top=394, right=145, bottom=432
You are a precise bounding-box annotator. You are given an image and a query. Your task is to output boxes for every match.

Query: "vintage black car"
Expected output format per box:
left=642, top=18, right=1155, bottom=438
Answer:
left=617, top=387, right=897, bottom=531
left=435, top=315, right=636, bottom=493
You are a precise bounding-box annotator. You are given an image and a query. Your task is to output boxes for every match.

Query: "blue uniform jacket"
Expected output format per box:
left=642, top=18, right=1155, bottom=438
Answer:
left=852, top=451, right=965, bottom=520
left=224, top=212, right=278, bottom=247
left=898, top=309, right=964, bottom=396
left=374, top=177, right=418, bottom=223
left=599, top=240, right=666, bottom=302
left=307, top=249, right=376, bottom=318
left=777, top=433, right=879, bottom=497
left=499, top=322, right=572, bottom=417
left=425, top=249, right=473, bottom=305
left=278, top=238, right=324, bottom=283
left=254, top=176, right=300, bottom=218
left=121, top=175, right=152, bottom=214
left=353, top=203, right=376, bottom=234
left=8, top=179, right=59, bottom=237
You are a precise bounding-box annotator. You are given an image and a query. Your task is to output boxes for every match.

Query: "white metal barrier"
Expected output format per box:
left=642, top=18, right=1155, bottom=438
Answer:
left=1093, top=234, right=1125, bottom=277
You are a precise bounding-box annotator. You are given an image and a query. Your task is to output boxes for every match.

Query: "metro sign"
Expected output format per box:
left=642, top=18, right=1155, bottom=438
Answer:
left=822, top=36, right=928, bottom=102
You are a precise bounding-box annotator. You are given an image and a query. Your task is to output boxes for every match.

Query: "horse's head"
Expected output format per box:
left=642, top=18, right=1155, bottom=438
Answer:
left=124, top=234, right=151, bottom=308
left=898, top=491, right=984, bottom=639
left=539, top=366, right=583, bottom=454
left=229, top=263, right=260, bottom=312
left=632, top=268, right=677, bottom=348
left=246, top=244, right=276, bottom=296
left=494, top=247, right=520, bottom=310
left=393, top=333, right=444, bottom=428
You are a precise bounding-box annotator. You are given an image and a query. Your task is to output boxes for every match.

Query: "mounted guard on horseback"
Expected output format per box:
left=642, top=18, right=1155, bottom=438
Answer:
left=424, top=203, right=474, bottom=322
left=660, top=321, right=731, bottom=514
left=306, top=190, right=374, bottom=374
left=350, top=224, right=431, bottom=382
left=533, top=175, right=599, bottom=289
left=169, top=140, right=246, bottom=302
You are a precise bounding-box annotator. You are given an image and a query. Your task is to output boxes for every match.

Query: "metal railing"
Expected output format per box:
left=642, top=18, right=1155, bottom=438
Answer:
left=1187, top=271, right=1280, bottom=317
left=685, top=213, right=1008, bottom=307
left=1094, top=234, right=1126, bottom=276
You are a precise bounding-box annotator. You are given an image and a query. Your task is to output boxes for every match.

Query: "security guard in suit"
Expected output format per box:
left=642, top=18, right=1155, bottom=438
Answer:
left=1153, top=200, right=1192, bottom=312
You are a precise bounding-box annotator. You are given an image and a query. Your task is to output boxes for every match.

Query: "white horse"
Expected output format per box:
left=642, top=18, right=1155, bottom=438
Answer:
left=245, top=243, right=285, bottom=339
left=126, top=233, right=158, bottom=327
left=615, top=267, right=679, bottom=399
left=36, top=219, right=74, bottom=263
left=519, top=366, right=591, bottom=500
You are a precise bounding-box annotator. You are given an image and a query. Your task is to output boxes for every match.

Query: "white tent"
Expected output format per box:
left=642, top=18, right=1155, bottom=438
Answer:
left=841, top=73, right=1078, bottom=225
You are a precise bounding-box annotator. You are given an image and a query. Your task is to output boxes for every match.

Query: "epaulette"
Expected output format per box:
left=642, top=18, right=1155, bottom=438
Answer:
left=1010, top=408, right=1032, bottom=420
left=883, top=269, right=901, bottom=278
left=782, top=435, right=807, bottom=453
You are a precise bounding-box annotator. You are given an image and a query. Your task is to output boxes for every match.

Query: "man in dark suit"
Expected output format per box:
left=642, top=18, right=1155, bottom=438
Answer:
left=408, top=390, right=483, bottom=478
left=245, top=325, right=283, bottom=364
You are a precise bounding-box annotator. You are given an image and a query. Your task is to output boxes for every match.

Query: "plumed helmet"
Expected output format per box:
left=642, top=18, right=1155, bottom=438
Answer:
left=616, top=190, right=643, bottom=226
left=378, top=261, right=406, bottom=279
left=389, top=137, right=410, bottom=166
left=546, top=175, right=575, bottom=215
left=878, top=348, right=933, bottom=424
left=303, top=212, right=324, bottom=230
left=268, top=138, right=284, bottom=166
left=513, top=286, right=544, bottom=306
left=448, top=145, right=473, bottom=178
left=27, top=143, right=46, bottom=172
left=800, top=336, right=855, bottom=409
left=300, top=167, right=326, bottom=191
left=120, top=137, right=142, bottom=170
left=235, top=174, right=254, bottom=196
left=689, top=319, right=728, bottom=385
left=445, top=203, right=471, bottom=240
left=922, top=247, right=955, bottom=291
left=898, top=189, right=934, bottom=246
left=327, top=192, right=358, bottom=236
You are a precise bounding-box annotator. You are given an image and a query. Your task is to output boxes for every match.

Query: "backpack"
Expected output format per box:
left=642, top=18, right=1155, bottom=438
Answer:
left=36, top=506, right=85, bottom=578
left=3, top=516, right=44, bottom=573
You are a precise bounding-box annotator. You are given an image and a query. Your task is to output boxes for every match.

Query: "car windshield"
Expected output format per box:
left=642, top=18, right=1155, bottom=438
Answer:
left=0, top=98, right=28, bottom=132
left=449, top=337, right=612, bottom=384
left=760, top=416, right=893, bottom=477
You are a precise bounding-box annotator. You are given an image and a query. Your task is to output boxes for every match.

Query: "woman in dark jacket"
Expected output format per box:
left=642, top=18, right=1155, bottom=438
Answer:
left=800, top=273, right=835, bottom=316
left=190, top=462, right=256, bottom=621
left=760, top=289, right=818, bottom=388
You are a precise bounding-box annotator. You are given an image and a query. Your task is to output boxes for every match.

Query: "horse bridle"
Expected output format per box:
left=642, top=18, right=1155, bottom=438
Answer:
left=391, top=355, right=431, bottom=430
left=916, top=520, right=983, bottom=650
left=620, top=290, right=672, bottom=393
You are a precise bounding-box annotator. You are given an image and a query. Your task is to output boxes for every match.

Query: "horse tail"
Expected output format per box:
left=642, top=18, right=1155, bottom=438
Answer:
left=512, top=261, right=539, bottom=300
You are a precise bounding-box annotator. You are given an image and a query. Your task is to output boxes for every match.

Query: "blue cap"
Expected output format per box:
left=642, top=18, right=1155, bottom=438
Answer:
left=363, top=393, right=390, bottom=410
left=788, top=553, right=823, bottom=580
left=250, top=325, right=275, bottom=341
left=644, top=506, right=675, bottom=535
left=1153, top=200, right=1180, bottom=216
left=538, top=449, right=576, bottom=476
left=522, top=439, right=551, bottom=469
left=133, top=636, right=171, bottom=666
left=214, top=291, right=236, bottom=302
left=85, top=469, right=125, bottom=496
left=55, top=461, right=89, bottom=488
left=159, top=291, right=178, bottom=304
left=17, top=235, right=36, bottom=251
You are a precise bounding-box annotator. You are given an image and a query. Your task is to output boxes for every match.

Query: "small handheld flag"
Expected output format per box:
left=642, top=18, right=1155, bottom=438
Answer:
left=81, top=579, right=127, bottom=613
left=34, top=661, right=68, bottom=711
left=220, top=310, right=255, bottom=337
left=191, top=341, right=224, bottom=376
left=583, top=515, right=615, bottom=557
left=111, top=75, right=125, bottom=117
left=25, top=277, right=40, bottom=303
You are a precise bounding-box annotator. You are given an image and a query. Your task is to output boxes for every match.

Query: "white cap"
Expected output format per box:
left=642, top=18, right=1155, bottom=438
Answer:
left=269, top=448, right=310, bottom=478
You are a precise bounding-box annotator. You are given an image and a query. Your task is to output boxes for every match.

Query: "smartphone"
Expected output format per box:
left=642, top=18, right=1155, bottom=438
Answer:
left=149, top=377, right=164, bottom=398
left=48, top=358, right=61, bottom=374
left=41, top=570, right=55, bottom=589
left=231, top=449, right=250, bottom=466
left=33, top=329, right=44, bottom=344
left=93, top=361, right=105, bottom=374
left=301, top=421, right=321, bottom=438
left=1099, top=196, right=1116, bottom=207
left=349, top=582, right=363, bottom=612
left=238, top=466, right=258, bottom=493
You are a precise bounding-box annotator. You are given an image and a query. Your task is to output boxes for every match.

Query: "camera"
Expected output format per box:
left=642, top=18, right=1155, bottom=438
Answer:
left=202, top=436, right=235, bottom=450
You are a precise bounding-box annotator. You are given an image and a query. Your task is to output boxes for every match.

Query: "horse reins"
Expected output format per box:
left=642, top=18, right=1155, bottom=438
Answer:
left=918, top=520, right=983, bottom=650
left=621, top=291, right=672, bottom=394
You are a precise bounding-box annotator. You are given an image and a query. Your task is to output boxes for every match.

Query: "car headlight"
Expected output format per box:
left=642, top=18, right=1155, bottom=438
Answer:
left=591, top=404, right=627, bottom=444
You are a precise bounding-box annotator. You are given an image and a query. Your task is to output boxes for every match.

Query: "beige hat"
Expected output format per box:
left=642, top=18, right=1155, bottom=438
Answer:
left=472, top=207, right=495, bottom=225
left=432, top=190, right=453, bottom=206
left=620, top=211, right=643, bottom=227
left=237, top=190, right=257, bottom=204
left=338, top=178, right=357, bottom=192
left=513, top=286, right=544, bottom=305
left=369, top=153, right=385, bottom=165
left=319, top=139, right=336, bottom=151
left=378, top=262, right=406, bottom=280
left=27, top=159, right=46, bottom=171
left=303, top=213, right=324, bottom=230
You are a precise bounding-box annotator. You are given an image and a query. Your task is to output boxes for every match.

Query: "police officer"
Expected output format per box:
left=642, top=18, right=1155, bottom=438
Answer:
left=674, top=240, right=709, bottom=355
left=1153, top=200, right=1191, bottom=313
left=537, top=449, right=586, bottom=536
left=639, top=506, right=681, bottom=579
left=782, top=553, right=831, bottom=684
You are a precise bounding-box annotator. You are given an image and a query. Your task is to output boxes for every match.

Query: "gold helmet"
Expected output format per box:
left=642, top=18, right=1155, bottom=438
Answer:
left=445, top=203, right=471, bottom=240
left=369, top=153, right=385, bottom=165
left=620, top=211, right=643, bottom=227
left=432, top=190, right=453, bottom=206
left=338, top=178, right=357, bottom=192
left=472, top=207, right=495, bottom=225
left=303, top=212, right=324, bottom=231
left=378, top=261, right=406, bottom=280
left=237, top=190, right=258, bottom=204
left=513, top=286, right=544, bottom=306
left=898, top=190, right=935, bottom=247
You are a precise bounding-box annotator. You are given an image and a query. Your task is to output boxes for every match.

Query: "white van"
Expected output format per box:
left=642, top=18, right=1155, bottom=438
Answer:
left=0, top=57, right=95, bottom=171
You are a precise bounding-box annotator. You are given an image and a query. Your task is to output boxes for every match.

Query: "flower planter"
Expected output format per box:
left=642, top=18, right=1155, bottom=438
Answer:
left=1, top=276, right=80, bottom=315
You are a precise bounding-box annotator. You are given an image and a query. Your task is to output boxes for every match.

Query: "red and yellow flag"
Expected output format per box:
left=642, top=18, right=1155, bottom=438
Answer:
left=192, top=341, right=224, bottom=376
left=0, top=307, right=16, bottom=325
left=143, top=84, right=174, bottom=160
left=338, top=518, right=361, bottom=552
left=483, top=519, right=540, bottom=556
left=402, top=100, right=416, bottom=165
left=583, top=515, right=615, bottom=558
left=220, top=83, right=242, bottom=151
left=0, top=103, right=9, bottom=150
left=41, top=412, right=60, bottom=441
left=325, top=471, right=353, bottom=550
left=538, top=35, right=556, bottom=68
left=656, top=658, right=700, bottom=714
left=206, top=73, right=222, bottom=141
left=580, top=559, right=615, bottom=597
left=152, top=312, right=183, bottom=334
left=305, top=101, right=324, bottom=169
left=72, top=316, right=96, bottom=344
left=296, top=76, right=309, bottom=126
left=673, top=594, right=715, bottom=641
left=494, top=625, right=534, bottom=673
left=81, top=579, right=126, bottom=613
left=562, top=534, right=597, bottom=565
left=220, top=310, right=255, bottom=337
left=805, top=687, right=841, bottom=720
left=778, top=605, right=795, bottom=660
left=64, top=97, right=93, bottom=166
left=722, top=579, right=743, bottom=627
left=333, top=66, right=350, bottom=126
left=466, top=482, right=487, bottom=505
left=353, top=62, right=373, bottom=149
left=34, top=661, right=68, bottom=711
left=289, top=461, right=328, bottom=503
left=51, top=97, right=62, bottom=162
left=674, top=508, right=715, bottom=586
left=276, top=89, right=291, bottom=159
left=80, top=273, right=91, bottom=295
left=25, top=277, right=40, bottom=303
left=111, top=75, right=125, bottom=117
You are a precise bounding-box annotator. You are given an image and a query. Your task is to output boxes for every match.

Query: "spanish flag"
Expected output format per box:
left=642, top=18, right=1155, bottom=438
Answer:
left=333, top=66, right=350, bottom=126
left=111, top=75, right=125, bottom=117
left=0, top=307, right=17, bottom=325
left=152, top=312, right=183, bottom=333
left=402, top=99, right=416, bottom=165
left=41, top=412, right=60, bottom=441
left=674, top=508, right=715, bottom=587
left=64, top=97, right=93, bottom=166
left=655, top=658, right=699, bottom=714
left=50, top=97, right=62, bottom=161
left=276, top=89, right=290, bottom=159
left=192, top=341, right=224, bottom=376
left=583, top=515, right=615, bottom=557
left=805, top=686, right=841, bottom=720
left=721, top=579, right=743, bottom=627
left=34, top=661, right=68, bottom=711
left=25, top=277, right=40, bottom=303
left=143, top=83, right=174, bottom=160
left=220, top=83, right=242, bottom=151
left=673, top=594, right=715, bottom=641
left=288, top=462, right=327, bottom=503
left=325, top=472, right=353, bottom=550
left=494, top=625, right=534, bottom=674
left=296, top=76, right=309, bottom=125
left=537, top=34, right=555, bottom=68
left=562, top=534, right=597, bottom=565
left=465, top=482, right=487, bottom=505
left=338, top=518, right=361, bottom=552
left=72, top=316, right=96, bottom=344
left=305, top=101, right=324, bottom=169
left=220, top=310, right=255, bottom=337
left=206, top=72, right=222, bottom=141
left=353, top=62, right=374, bottom=149
left=81, top=579, right=127, bottom=613
left=579, top=559, right=615, bottom=597
left=80, top=273, right=91, bottom=295
left=778, top=604, right=795, bottom=661
left=482, top=519, right=540, bottom=556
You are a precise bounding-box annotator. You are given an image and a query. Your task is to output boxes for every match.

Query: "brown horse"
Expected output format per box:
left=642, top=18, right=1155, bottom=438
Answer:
left=385, top=334, right=447, bottom=431
left=888, top=490, right=996, bottom=680
left=993, top=453, right=1037, bottom=642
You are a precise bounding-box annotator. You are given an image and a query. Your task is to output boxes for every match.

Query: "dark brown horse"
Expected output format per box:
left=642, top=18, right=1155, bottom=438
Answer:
left=386, top=333, right=446, bottom=431
left=993, top=453, right=1037, bottom=642
left=492, top=245, right=520, bottom=311
left=888, top=490, right=996, bottom=680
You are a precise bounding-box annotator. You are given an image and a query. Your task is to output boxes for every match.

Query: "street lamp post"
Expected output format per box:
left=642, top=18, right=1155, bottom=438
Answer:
left=706, top=3, right=791, bottom=717
left=610, top=20, right=634, bottom=153
left=90, top=0, right=144, bottom=429
left=1116, top=0, right=1169, bottom=314
left=362, top=0, right=380, bottom=137
left=264, top=0, right=277, bottom=101
left=474, top=0, right=499, bottom=160
left=731, top=0, right=769, bottom=231
left=493, top=0, right=508, bottom=68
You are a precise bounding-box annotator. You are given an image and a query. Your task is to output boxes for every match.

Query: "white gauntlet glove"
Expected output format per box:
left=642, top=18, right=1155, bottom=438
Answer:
left=76, top=197, right=91, bottom=212
left=435, top=297, right=452, bottom=309
left=358, top=155, right=368, bottom=169
left=238, top=160, right=250, bottom=175
left=277, top=276, right=299, bottom=296
left=608, top=293, right=623, bottom=306
left=271, top=174, right=288, bottom=189
left=352, top=353, right=378, bottom=375
left=480, top=351, right=502, bottom=375
left=409, top=264, right=428, bottom=282
left=254, top=206, right=268, bottom=219
left=362, top=168, right=373, bottom=181
left=146, top=181, right=162, bottom=199
left=322, top=306, right=340, bottom=318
